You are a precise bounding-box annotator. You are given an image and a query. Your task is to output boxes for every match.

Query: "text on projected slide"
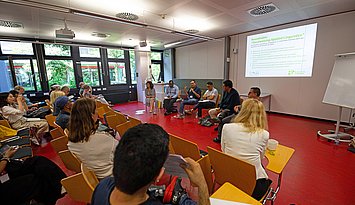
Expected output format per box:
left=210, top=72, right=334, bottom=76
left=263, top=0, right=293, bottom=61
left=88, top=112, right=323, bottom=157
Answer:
left=246, top=23, right=318, bottom=77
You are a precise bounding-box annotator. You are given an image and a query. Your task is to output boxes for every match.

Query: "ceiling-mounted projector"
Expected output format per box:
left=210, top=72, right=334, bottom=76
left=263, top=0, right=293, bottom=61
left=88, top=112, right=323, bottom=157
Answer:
left=139, top=40, right=147, bottom=47
left=55, top=20, right=75, bottom=39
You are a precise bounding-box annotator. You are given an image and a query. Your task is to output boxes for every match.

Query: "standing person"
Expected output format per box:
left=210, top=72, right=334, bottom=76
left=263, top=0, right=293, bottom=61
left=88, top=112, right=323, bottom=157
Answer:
left=175, top=80, right=201, bottom=119
left=163, top=80, right=179, bottom=116
left=0, top=91, right=49, bottom=145
left=186, top=82, right=218, bottom=118
left=54, top=96, right=72, bottom=130
left=145, top=81, right=156, bottom=114
left=91, top=124, right=210, bottom=205
left=215, top=87, right=262, bottom=142
left=67, top=98, right=118, bottom=180
left=208, top=80, right=241, bottom=142
left=221, top=98, right=271, bottom=200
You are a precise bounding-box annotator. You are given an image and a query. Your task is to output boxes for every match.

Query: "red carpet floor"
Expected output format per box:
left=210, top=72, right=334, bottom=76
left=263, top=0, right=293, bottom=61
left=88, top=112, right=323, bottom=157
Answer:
left=34, top=102, right=355, bottom=205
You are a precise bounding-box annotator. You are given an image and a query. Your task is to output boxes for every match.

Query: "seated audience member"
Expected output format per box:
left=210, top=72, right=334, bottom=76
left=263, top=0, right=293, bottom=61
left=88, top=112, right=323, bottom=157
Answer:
left=163, top=80, right=179, bottom=116
left=175, top=80, right=201, bottom=119
left=61, top=85, right=70, bottom=96
left=0, top=91, right=49, bottom=145
left=91, top=123, right=210, bottom=205
left=55, top=96, right=72, bottom=130
left=221, top=98, right=271, bottom=200
left=49, top=84, right=61, bottom=96
left=51, top=91, right=66, bottom=116
left=145, top=81, right=156, bottom=114
left=14, top=85, right=38, bottom=109
left=216, top=87, right=261, bottom=142
left=78, top=82, right=85, bottom=97
left=82, top=84, right=109, bottom=105
left=0, top=147, right=66, bottom=205
left=186, top=82, right=218, bottom=118
left=208, top=80, right=240, bottom=142
left=68, top=98, right=118, bottom=180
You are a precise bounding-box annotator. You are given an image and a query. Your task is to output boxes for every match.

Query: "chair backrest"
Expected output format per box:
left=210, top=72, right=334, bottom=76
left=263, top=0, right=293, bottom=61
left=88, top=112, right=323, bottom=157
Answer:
left=0, top=119, right=11, bottom=128
left=81, top=163, right=99, bottom=190
left=45, top=114, right=57, bottom=127
left=207, top=147, right=256, bottom=195
left=196, top=155, right=213, bottom=195
left=169, top=134, right=201, bottom=161
left=61, top=173, right=93, bottom=203
left=115, top=121, right=132, bottom=137
left=50, top=127, right=65, bottom=139
left=106, top=114, right=127, bottom=129
left=97, top=106, right=106, bottom=119
left=216, top=94, right=221, bottom=108
left=50, top=135, right=68, bottom=153
left=168, top=140, right=175, bottom=154
left=128, top=116, right=142, bottom=127
left=58, top=150, right=81, bottom=173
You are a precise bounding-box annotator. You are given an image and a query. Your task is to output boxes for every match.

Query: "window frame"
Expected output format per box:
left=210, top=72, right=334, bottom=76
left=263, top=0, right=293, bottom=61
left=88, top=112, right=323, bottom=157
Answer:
left=150, top=51, right=164, bottom=83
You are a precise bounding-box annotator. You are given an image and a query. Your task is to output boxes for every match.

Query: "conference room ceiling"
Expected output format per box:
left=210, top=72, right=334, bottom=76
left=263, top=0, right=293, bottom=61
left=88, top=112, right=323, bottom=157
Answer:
left=0, top=0, right=354, bottom=49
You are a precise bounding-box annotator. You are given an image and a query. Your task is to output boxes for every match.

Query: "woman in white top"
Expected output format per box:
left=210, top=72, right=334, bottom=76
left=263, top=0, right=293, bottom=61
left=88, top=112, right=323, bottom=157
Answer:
left=0, top=90, right=49, bottom=145
left=145, top=81, right=156, bottom=114
left=221, top=98, right=271, bottom=200
left=68, top=98, right=118, bottom=180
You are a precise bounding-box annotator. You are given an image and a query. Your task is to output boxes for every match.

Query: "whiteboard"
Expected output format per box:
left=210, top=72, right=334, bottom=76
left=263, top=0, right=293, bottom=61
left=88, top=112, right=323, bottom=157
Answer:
left=323, top=53, right=355, bottom=109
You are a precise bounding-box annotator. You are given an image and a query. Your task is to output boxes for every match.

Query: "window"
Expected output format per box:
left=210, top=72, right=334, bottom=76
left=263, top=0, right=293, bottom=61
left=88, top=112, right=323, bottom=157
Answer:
left=151, top=64, right=162, bottom=83
left=79, top=47, right=100, bottom=58
left=45, top=60, right=75, bottom=88
left=80, top=61, right=101, bottom=87
left=13, top=59, right=36, bottom=91
left=108, top=62, right=126, bottom=85
left=129, top=50, right=137, bottom=84
left=44, top=44, right=71, bottom=56
left=0, top=41, right=34, bottom=55
left=150, top=51, right=163, bottom=83
left=108, top=49, right=124, bottom=59
left=150, top=52, right=162, bottom=60
left=0, top=60, right=13, bottom=92
left=32, top=60, right=42, bottom=91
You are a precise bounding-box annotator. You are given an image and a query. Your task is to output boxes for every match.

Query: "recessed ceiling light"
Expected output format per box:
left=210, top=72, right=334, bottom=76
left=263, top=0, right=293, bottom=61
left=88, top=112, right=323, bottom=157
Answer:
left=91, top=32, right=110, bottom=38
left=184, top=29, right=199, bottom=34
left=248, top=3, right=279, bottom=17
left=116, top=12, right=139, bottom=21
left=0, top=20, right=23, bottom=28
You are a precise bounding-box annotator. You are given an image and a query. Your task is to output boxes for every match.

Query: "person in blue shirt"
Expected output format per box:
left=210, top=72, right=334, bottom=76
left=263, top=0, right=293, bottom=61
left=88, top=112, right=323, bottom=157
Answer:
left=54, top=96, right=72, bottom=130
left=163, top=80, right=179, bottom=116
left=175, top=80, right=201, bottom=119
left=91, top=124, right=210, bottom=205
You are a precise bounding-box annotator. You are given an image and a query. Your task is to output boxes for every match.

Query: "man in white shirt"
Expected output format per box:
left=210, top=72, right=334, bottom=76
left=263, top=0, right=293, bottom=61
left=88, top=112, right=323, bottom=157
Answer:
left=186, top=82, right=218, bottom=118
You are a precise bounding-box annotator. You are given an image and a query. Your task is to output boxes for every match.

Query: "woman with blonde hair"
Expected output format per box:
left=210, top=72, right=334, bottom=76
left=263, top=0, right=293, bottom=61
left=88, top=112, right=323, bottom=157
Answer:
left=221, top=98, right=271, bottom=200
left=67, top=98, right=118, bottom=180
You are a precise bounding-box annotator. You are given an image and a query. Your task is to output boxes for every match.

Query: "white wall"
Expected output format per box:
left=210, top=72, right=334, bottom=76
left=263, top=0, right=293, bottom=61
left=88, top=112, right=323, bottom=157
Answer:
left=230, top=11, right=355, bottom=121
left=175, top=39, right=225, bottom=79
left=135, top=51, right=150, bottom=102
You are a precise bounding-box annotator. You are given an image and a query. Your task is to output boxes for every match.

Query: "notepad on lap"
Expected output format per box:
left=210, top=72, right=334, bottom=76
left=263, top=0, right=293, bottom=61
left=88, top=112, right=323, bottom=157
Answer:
left=210, top=198, right=250, bottom=205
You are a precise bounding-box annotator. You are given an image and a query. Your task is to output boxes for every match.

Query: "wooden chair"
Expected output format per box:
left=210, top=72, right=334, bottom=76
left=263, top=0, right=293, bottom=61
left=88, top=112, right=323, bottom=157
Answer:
left=64, top=128, right=69, bottom=137
left=169, top=140, right=175, bottom=154
left=45, top=114, right=57, bottom=127
left=97, top=106, right=106, bottom=119
left=115, top=121, right=132, bottom=137
left=207, top=146, right=256, bottom=195
left=169, top=134, right=201, bottom=161
left=50, top=127, right=65, bottom=139
left=215, top=94, right=221, bottom=108
left=50, top=135, right=68, bottom=153
left=196, top=155, right=213, bottom=195
left=128, top=116, right=142, bottom=127
left=106, top=114, right=127, bottom=129
left=58, top=150, right=81, bottom=173
left=81, top=163, right=99, bottom=190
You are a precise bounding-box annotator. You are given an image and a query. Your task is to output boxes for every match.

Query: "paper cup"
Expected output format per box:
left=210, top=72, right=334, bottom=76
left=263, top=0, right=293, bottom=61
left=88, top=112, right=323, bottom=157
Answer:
left=267, top=139, right=279, bottom=151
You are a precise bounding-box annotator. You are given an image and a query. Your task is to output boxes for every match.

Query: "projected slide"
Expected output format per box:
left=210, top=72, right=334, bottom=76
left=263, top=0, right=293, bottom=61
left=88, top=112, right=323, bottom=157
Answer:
left=246, top=23, right=318, bottom=77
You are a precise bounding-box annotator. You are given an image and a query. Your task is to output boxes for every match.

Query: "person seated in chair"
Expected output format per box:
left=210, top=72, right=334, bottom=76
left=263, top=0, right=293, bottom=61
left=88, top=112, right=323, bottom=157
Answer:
left=175, top=80, right=201, bottom=119
left=91, top=123, right=210, bottom=205
left=14, top=85, right=38, bottom=109
left=163, top=80, right=179, bottom=116
left=221, top=98, right=271, bottom=200
left=55, top=96, right=72, bottom=130
left=186, top=82, right=218, bottom=118
left=61, top=85, right=70, bottom=96
left=145, top=81, right=156, bottom=114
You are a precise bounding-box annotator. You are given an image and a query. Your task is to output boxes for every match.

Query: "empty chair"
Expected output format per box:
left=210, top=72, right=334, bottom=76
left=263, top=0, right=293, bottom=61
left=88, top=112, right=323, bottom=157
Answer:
left=115, top=121, right=132, bottom=137
left=128, top=116, right=142, bottom=127
left=106, top=114, right=127, bottom=129
left=169, top=134, right=201, bottom=161
left=97, top=106, right=106, bottom=119
left=45, top=114, right=57, bottom=127
left=50, top=135, right=68, bottom=153
left=196, top=154, right=213, bottom=195
left=58, top=150, right=81, bottom=173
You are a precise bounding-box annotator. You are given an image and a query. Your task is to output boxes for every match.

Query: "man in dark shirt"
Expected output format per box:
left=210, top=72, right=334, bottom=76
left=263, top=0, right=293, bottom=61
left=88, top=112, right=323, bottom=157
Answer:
left=176, top=80, right=201, bottom=119
left=54, top=96, right=72, bottom=130
left=91, top=124, right=210, bottom=205
left=208, top=80, right=241, bottom=142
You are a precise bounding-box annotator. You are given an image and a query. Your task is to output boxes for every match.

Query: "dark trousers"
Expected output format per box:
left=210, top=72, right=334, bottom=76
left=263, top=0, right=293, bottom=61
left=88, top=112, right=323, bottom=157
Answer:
left=251, top=178, right=272, bottom=200
left=0, top=156, right=66, bottom=205
left=163, top=98, right=177, bottom=112
left=217, top=113, right=236, bottom=140
left=193, top=101, right=216, bottom=117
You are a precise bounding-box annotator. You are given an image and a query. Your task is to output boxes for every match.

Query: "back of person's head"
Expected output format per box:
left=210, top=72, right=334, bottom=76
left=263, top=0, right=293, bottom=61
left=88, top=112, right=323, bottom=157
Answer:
left=50, top=91, right=65, bottom=105
left=55, top=96, right=70, bottom=111
left=251, top=87, right=261, bottom=97
left=223, top=80, right=233, bottom=88
left=232, top=98, right=267, bottom=132
left=14, top=85, right=24, bottom=92
left=113, top=123, right=169, bottom=195
left=61, top=85, right=70, bottom=92
left=83, top=84, right=91, bottom=90
left=68, top=98, right=97, bottom=142
left=146, top=81, right=154, bottom=89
